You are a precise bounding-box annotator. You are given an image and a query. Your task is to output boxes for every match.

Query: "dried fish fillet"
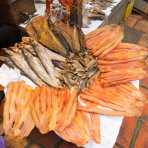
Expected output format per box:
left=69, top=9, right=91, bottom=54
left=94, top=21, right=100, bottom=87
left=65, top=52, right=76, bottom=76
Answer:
left=78, top=77, right=146, bottom=116
left=31, top=86, right=52, bottom=134
left=101, top=43, right=148, bottom=61
left=100, top=68, right=147, bottom=86
left=56, top=86, right=78, bottom=131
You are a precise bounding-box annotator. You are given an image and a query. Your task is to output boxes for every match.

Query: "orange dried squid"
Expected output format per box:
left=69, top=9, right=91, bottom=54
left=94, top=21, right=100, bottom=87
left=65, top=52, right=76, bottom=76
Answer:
left=97, top=43, right=148, bottom=86
left=85, top=24, right=124, bottom=57
left=31, top=85, right=78, bottom=133
left=78, top=76, right=147, bottom=116
left=3, top=81, right=34, bottom=139
left=55, top=111, right=100, bottom=146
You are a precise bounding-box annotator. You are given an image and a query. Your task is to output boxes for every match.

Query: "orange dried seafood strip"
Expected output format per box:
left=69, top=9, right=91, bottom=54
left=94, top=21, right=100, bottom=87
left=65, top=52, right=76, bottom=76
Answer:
left=78, top=98, right=142, bottom=116
left=100, top=68, right=147, bottom=86
left=31, top=86, right=53, bottom=134
left=55, top=111, right=91, bottom=146
left=85, top=24, right=124, bottom=57
left=78, top=77, right=146, bottom=116
left=98, top=61, right=146, bottom=72
left=56, top=86, right=78, bottom=131
left=100, top=43, right=148, bottom=61
left=3, top=81, right=34, bottom=139
left=31, top=85, right=78, bottom=133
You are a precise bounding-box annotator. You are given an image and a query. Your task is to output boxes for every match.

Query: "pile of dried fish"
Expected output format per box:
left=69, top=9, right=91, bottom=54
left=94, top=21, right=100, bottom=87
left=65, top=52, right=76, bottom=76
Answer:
left=1, top=15, right=148, bottom=146
left=85, top=24, right=124, bottom=57
left=3, top=82, right=34, bottom=139
left=2, top=16, right=97, bottom=90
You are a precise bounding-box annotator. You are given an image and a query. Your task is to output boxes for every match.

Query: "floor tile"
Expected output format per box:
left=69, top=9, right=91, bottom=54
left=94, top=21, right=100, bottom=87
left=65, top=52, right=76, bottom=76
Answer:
left=126, top=14, right=143, bottom=28
left=114, top=117, right=137, bottom=148
left=135, top=121, right=148, bottom=148
left=134, top=19, right=148, bottom=33
left=138, top=33, right=148, bottom=47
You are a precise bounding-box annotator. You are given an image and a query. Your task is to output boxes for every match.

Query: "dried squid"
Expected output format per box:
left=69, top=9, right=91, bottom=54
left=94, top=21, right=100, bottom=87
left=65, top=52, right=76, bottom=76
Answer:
left=85, top=24, right=124, bottom=57
left=78, top=76, right=147, bottom=116
left=3, top=81, right=34, bottom=139
left=55, top=111, right=100, bottom=146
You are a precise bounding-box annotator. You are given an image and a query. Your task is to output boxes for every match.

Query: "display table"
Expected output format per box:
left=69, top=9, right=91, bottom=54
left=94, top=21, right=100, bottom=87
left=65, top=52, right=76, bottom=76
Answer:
left=2, top=1, right=136, bottom=148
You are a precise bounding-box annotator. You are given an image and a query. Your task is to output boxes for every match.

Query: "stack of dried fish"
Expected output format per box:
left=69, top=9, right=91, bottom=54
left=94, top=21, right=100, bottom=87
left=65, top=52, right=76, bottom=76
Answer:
left=98, top=43, right=148, bottom=86
left=85, top=24, right=124, bottom=57
left=3, top=82, right=34, bottom=139
left=1, top=15, right=148, bottom=146
left=2, top=16, right=97, bottom=90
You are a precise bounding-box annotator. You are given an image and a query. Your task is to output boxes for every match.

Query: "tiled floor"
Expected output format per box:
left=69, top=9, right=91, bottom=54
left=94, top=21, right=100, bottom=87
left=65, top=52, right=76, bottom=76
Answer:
left=114, top=14, right=148, bottom=148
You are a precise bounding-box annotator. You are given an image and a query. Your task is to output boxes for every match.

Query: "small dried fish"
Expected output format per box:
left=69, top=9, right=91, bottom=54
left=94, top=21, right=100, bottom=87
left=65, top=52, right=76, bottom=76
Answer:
left=0, top=56, right=14, bottom=68
left=4, top=50, right=44, bottom=86
left=31, top=40, right=61, bottom=87
left=22, top=37, right=66, bottom=62
left=73, top=26, right=81, bottom=51
left=22, top=49, right=60, bottom=88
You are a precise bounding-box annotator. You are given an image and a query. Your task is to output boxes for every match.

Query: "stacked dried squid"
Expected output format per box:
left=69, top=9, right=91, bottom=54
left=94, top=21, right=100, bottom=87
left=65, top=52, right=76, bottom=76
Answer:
left=1, top=16, right=148, bottom=146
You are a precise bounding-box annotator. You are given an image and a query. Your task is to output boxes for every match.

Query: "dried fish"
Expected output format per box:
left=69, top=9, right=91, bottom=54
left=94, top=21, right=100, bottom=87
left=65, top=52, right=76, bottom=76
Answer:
left=30, top=39, right=61, bottom=87
left=22, top=37, right=66, bottom=62
left=26, top=16, right=67, bottom=56
left=0, top=56, right=14, bottom=68
left=22, top=49, right=60, bottom=88
left=4, top=50, right=44, bottom=86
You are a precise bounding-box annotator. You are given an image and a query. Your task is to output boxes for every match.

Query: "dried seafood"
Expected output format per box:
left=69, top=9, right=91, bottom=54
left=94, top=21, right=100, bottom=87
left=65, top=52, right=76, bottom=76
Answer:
left=1, top=15, right=148, bottom=146
left=25, top=16, right=98, bottom=89
left=56, top=111, right=100, bottom=146
left=3, top=81, right=34, bottom=139
left=31, top=85, right=77, bottom=134
left=78, top=77, right=147, bottom=116
left=97, top=43, right=148, bottom=86
left=85, top=24, right=124, bottom=57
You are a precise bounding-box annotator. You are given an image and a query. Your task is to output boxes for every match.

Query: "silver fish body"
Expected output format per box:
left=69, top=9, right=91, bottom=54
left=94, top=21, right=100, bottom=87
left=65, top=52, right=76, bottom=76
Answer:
left=5, top=50, right=45, bottom=86
left=32, top=41, right=61, bottom=87
left=22, top=49, right=60, bottom=88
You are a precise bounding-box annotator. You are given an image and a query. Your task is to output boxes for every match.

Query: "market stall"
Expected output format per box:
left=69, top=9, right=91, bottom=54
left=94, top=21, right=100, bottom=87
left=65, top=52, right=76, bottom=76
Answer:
left=0, top=1, right=147, bottom=148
